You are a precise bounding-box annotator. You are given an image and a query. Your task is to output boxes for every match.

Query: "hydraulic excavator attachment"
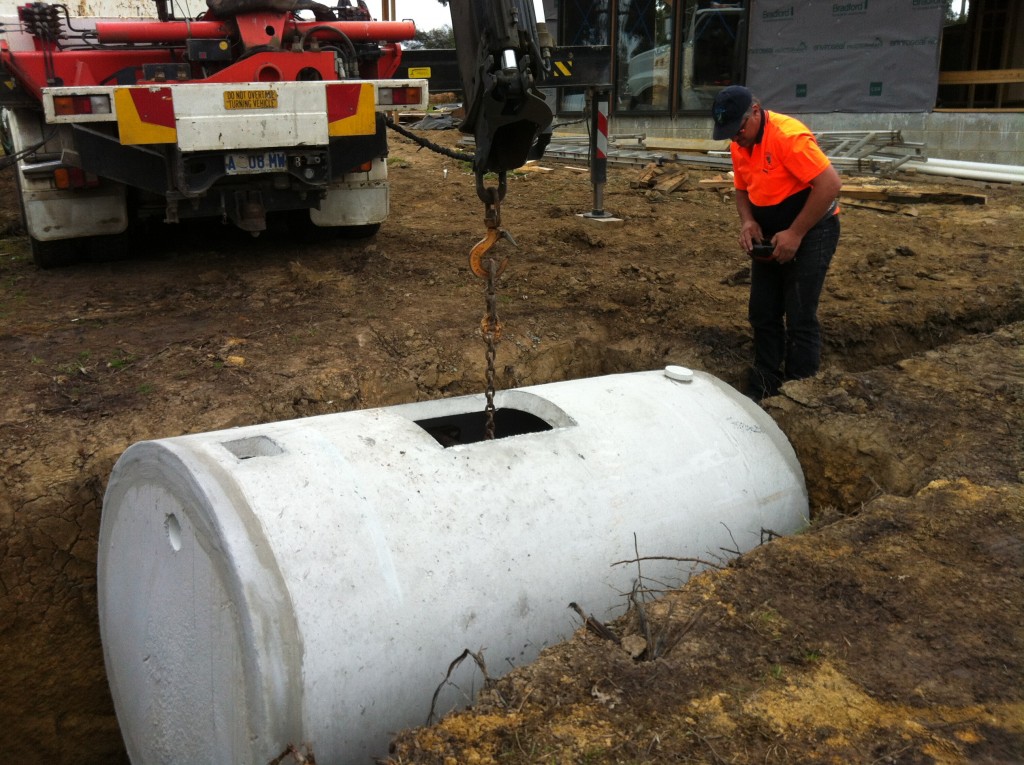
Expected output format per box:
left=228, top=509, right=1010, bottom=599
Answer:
left=450, top=0, right=554, bottom=178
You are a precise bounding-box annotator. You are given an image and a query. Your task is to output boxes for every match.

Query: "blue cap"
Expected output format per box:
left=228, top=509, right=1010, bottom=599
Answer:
left=711, top=86, right=753, bottom=140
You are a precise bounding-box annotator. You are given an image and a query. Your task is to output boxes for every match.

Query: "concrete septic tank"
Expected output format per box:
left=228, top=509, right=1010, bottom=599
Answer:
left=98, top=369, right=808, bottom=764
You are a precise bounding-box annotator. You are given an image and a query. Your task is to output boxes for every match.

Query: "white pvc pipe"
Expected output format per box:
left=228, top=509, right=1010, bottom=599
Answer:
left=98, top=369, right=808, bottom=765
left=920, top=157, right=1024, bottom=174
left=911, top=160, right=1024, bottom=184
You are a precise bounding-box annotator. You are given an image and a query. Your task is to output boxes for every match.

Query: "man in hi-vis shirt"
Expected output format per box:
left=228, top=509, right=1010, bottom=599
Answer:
left=712, top=85, right=842, bottom=401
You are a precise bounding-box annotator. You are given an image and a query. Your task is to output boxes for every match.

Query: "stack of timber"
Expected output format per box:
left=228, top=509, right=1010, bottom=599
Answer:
left=839, top=184, right=987, bottom=213
left=631, top=163, right=690, bottom=192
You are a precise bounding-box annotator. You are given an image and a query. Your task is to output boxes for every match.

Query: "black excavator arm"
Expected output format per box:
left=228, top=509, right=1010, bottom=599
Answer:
left=396, top=1, right=611, bottom=182
left=447, top=0, right=553, bottom=178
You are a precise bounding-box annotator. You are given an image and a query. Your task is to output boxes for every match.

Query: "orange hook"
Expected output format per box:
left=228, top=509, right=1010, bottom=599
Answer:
left=469, top=227, right=516, bottom=278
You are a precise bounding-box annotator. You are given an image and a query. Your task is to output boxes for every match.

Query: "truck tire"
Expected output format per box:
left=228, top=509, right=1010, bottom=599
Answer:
left=29, top=235, right=89, bottom=268
left=0, top=108, right=13, bottom=156
left=13, top=166, right=84, bottom=267
left=285, top=210, right=380, bottom=242
left=336, top=223, right=381, bottom=239
left=14, top=170, right=129, bottom=267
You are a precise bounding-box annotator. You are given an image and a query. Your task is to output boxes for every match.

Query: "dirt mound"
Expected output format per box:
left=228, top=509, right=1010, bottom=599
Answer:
left=388, top=325, right=1024, bottom=765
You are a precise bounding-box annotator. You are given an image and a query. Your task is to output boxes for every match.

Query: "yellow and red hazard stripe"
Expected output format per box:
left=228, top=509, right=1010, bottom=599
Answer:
left=325, top=82, right=375, bottom=137
left=114, top=86, right=177, bottom=145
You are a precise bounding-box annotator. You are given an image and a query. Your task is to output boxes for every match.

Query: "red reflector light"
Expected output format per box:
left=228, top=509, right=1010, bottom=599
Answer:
left=53, top=96, right=87, bottom=116
left=378, top=86, right=422, bottom=106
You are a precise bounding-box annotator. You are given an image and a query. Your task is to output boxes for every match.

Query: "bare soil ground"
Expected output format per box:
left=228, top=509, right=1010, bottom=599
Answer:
left=0, top=127, right=1022, bottom=764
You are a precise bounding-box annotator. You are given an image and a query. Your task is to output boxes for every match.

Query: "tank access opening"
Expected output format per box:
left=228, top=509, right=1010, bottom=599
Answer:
left=416, top=409, right=553, bottom=447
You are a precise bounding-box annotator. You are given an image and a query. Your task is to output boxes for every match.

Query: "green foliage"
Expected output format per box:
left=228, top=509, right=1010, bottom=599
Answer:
left=414, top=24, right=454, bottom=48
left=945, top=0, right=969, bottom=22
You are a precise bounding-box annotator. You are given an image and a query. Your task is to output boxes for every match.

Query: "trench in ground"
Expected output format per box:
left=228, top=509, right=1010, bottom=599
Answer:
left=5, top=311, right=1020, bottom=764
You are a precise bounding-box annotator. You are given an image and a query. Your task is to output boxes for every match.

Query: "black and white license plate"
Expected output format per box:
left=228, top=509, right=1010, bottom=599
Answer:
left=224, top=151, right=287, bottom=175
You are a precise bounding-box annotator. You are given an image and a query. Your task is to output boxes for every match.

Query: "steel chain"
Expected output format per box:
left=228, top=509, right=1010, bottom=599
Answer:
left=471, top=177, right=509, bottom=441
left=482, top=255, right=500, bottom=440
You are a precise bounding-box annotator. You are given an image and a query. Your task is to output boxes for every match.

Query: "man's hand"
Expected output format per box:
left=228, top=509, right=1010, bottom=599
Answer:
left=739, top=219, right=765, bottom=253
left=774, top=165, right=841, bottom=263
left=771, top=229, right=802, bottom=263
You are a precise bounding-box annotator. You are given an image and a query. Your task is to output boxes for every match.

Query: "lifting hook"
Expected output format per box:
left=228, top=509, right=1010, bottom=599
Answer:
left=469, top=227, right=516, bottom=279
left=469, top=174, right=517, bottom=279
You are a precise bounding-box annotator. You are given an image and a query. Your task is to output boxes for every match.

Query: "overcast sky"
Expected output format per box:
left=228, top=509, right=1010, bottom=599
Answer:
left=392, top=1, right=451, bottom=31
left=386, top=1, right=548, bottom=32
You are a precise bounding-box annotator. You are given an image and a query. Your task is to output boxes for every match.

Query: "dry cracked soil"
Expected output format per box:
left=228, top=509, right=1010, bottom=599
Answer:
left=0, top=126, right=1022, bottom=764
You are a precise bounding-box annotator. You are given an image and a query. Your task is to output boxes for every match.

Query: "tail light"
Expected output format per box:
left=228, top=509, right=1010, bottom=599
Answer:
left=52, top=94, right=112, bottom=116
left=53, top=167, right=100, bottom=190
left=377, top=86, right=424, bottom=107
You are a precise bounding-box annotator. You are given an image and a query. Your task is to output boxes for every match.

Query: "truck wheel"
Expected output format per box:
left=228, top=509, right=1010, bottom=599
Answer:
left=285, top=210, right=380, bottom=242
left=12, top=160, right=86, bottom=268
left=0, top=109, right=13, bottom=156
left=15, top=172, right=130, bottom=267
left=13, top=176, right=78, bottom=268
left=88, top=232, right=132, bottom=263
left=29, top=236, right=88, bottom=269
left=30, top=232, right=132, bottom=268
left=335, top=223, right=381, bottom=239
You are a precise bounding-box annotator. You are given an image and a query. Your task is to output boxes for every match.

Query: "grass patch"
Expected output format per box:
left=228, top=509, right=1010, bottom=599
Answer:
left=107, top=351, right=135, bottom=370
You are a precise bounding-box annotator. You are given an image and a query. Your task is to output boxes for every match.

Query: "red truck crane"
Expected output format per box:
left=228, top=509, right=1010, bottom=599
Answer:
left=0, top=0, right=429, bottom=266
left=0, top=0, right=608, bottom=270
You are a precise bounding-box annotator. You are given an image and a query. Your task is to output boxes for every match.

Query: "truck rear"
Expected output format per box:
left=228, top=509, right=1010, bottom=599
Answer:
left=0, top=0, right=427, bottom=266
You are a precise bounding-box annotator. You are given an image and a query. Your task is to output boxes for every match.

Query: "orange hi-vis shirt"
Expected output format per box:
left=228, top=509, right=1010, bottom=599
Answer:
left=730, top=111, right=831, bottom=207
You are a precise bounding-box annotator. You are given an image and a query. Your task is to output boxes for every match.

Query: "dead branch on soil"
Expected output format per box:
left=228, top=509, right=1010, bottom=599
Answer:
left=720, top=523, right=741, bottom=557
left=268, top=743, right=316, bottom=765
left=568, top=601, right=621, bottom=645
left=626, top=584, right=708, bottom=661
left=613, top=529, right=729, bottom=572
left=567, top=536, right=711, bottom=661
left=628, top=581, right=653, bottom=651
left=426, top=648, right=493, bottom=725
left=611, top=554, right=726, bottom=570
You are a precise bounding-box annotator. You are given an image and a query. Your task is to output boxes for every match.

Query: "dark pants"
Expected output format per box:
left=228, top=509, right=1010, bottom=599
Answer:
left=748, top=213, right=840, bottom=399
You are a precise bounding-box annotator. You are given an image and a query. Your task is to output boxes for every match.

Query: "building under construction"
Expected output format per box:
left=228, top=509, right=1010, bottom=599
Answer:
left=538, top=0, right=1022, bottom=165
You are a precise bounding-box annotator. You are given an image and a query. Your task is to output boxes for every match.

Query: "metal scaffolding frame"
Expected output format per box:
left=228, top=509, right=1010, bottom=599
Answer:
left=544, top=129, right=927, bottom=175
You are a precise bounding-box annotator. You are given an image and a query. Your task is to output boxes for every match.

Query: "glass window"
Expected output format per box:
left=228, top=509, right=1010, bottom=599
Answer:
left=617, top=0, right=674, bottom=112
left=679, top=1, right=746, bottom=112
left=559, top=0, right=612, bottom=112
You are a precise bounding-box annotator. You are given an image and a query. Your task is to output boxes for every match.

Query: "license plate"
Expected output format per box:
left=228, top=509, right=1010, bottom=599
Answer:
left=224, top=151, right=288, bottom=175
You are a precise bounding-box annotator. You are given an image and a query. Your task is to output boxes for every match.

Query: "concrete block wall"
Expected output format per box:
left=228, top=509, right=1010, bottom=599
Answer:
left=610, top=112, right=1024, bottom=167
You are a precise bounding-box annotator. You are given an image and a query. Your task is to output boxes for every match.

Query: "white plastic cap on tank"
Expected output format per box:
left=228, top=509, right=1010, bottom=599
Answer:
left=664, top=365, right=694, bottom=382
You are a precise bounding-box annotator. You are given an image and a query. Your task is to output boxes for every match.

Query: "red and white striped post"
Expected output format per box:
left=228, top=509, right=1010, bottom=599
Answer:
left=583, top=88, right=616, bottom=220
